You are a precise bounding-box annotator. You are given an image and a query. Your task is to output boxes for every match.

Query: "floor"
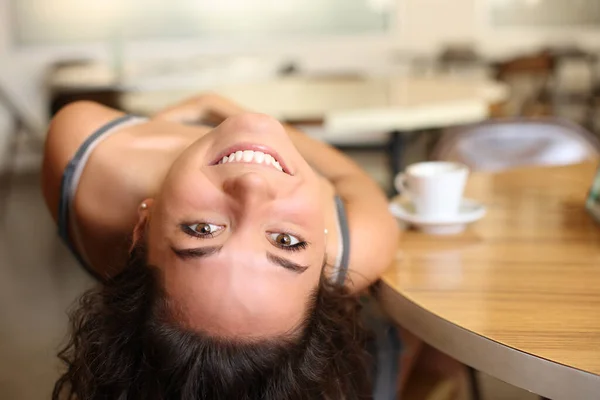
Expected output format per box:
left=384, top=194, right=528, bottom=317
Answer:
left=0, top=145, right=537, bottom=400
left=0, top=170, right=95, bottom=399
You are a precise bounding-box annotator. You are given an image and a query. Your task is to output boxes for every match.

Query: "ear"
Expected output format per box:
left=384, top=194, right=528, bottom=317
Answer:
left=131, top=198, right=154, bottom=250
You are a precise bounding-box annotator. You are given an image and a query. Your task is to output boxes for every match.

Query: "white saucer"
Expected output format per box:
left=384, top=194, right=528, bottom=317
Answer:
left=389, top=197, right=486, bottom=235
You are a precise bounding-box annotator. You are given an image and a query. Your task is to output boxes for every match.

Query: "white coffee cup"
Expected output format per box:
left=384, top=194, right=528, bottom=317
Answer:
left=395, top=162, right=469, bottom=218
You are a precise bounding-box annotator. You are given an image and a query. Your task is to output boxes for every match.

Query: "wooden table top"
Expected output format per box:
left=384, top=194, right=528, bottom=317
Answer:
left=380, top=162, right=600, bottom=399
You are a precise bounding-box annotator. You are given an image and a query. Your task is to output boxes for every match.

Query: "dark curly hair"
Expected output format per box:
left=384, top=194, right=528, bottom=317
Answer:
left=53, top=247, right=373, bottom=400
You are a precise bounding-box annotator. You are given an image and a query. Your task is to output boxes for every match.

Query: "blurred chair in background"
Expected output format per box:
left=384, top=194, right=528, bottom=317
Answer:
left=436, top=44, right=488, bottom=79
left=431, top=118, right=599, bottom=172
left=543, top=46, right=599, bottom=132
left=47, top=60, right=122, bottom=116
left=405, top=44, right=489, bottom=79
left=492, top=52, right=556, bottom=117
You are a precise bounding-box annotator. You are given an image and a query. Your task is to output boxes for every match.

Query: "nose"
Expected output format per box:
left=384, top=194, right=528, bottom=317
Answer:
left=223, top=172, right=276, bottom=205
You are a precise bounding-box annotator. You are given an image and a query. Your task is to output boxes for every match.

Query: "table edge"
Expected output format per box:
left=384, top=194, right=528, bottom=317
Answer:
left=378, top=283, right=600, bottom=400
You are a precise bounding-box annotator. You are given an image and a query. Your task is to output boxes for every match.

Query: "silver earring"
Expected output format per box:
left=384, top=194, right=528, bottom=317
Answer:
left=141, top=203, right=148, bottom=210
left=324, top=228, right=328, bottom=235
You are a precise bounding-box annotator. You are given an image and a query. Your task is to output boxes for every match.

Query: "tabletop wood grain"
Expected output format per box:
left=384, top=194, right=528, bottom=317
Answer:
left=381, top=162, right=600, bottom=398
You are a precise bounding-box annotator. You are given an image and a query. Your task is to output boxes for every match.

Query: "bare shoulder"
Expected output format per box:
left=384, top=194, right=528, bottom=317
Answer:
left=41, top=101, right=125, bottom=221
left=44, top=101, right=124, bottom=167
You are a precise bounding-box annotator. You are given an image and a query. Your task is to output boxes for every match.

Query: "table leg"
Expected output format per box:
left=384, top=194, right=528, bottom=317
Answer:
left=388, top=131, right=406, bottom=195
left=468, top=366, right=483, bottom=400
left=0, top=118, right=22, bottom=226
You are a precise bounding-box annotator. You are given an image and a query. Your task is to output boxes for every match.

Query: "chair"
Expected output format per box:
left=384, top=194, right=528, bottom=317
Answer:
left=436, top=44, right=486, bottom=75
left=543, top=46, right=599, bottom=132
left=492, top=52, right=556, bottom=117
left=431, top=118, right=600, bottom=172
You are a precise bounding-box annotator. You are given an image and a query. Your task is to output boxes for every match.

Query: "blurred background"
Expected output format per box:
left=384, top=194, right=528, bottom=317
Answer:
left=1, top=0, right=599, bottom=398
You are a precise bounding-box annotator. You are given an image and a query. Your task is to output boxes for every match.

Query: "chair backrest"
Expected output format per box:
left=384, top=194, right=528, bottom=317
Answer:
left=437, top=44, right=482, bottom=66
left=491, top=52, right=557, bottom=117
left=493, top=52, right=556, bottom=81
left=431, top=118, right=600, bottom=172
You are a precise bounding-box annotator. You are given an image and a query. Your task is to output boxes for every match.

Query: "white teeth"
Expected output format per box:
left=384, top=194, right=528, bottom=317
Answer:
left=217, top=149, right=284, bottom=172
left=254, top=151, right=265, bottom=163
left=242, top=150, right=254, bottom=162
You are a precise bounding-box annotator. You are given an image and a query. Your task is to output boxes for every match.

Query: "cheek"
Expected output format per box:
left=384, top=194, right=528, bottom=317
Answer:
left=279, top=195, right=325, bottom=239
left=294, top=185, right=326, bottom=222
left=162, top=171, right=221, bottom=210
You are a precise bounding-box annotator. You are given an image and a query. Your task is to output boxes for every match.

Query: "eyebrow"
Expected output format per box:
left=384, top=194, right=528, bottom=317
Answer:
left=266, top=252, right=309, bottom=274
left=170, top=245, right=308, bottom=274
left=171, top=245, right=223, bottom=260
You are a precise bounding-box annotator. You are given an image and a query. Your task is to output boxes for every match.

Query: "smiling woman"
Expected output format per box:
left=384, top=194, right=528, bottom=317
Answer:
left=42, top=94, right=400, bottom=399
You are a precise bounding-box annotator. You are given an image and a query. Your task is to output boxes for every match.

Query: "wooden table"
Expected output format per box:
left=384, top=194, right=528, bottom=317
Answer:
left=380, top=162, right=600, bottom=400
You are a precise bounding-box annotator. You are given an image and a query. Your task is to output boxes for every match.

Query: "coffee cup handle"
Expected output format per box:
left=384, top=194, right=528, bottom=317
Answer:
left=394, top=173, right=410, bottom=195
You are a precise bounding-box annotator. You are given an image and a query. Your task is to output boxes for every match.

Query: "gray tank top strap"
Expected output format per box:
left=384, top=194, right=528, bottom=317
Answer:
left=57, top=114, right=148, bottom=279
left=331, top=196, right=402, bottom=398
left=333, top=195, right=351, bottom=285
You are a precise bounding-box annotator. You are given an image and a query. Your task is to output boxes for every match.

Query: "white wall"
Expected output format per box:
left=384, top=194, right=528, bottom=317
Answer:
left=399, top=0, right=600, bottom=57
left=2, top=0, right=600, bottom=136
left=399, top=0, right=478, bottom=53
left=0, top=0, right=397, bottom=133
left=13, top=0, right=389, bottom=45
left=0, top=0, right=13, bottom=140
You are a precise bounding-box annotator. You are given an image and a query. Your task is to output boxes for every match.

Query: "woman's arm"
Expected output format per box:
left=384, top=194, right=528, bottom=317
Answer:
left=152, top=93, right=246, bottom=126
left=154, top=94, right=399, bottom=292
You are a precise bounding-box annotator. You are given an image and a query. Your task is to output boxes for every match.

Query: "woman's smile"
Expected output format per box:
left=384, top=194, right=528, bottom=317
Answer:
left=210, top=142, right=292, bottom=174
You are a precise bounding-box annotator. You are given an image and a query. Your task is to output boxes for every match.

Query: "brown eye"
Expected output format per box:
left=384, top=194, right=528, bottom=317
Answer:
left=276, top=233, right=291, bottom=246
left=269, top=232, right=301, bottom=247
left=185, top=223, right=224, bottom=237
left=196, top=223, right=213, bottom=234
